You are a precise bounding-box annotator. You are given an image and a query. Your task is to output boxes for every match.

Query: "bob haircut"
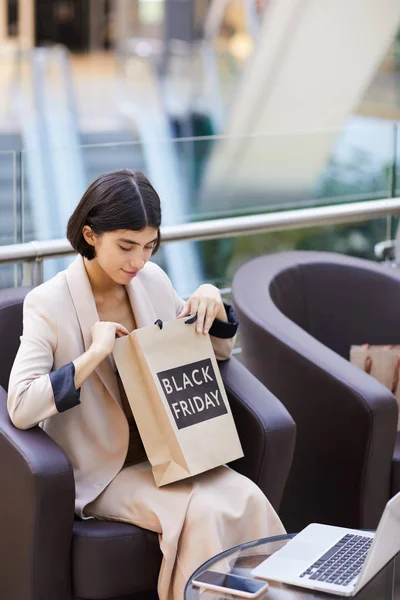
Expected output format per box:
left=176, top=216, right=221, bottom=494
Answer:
left=67, top=169, right=162, bottom=260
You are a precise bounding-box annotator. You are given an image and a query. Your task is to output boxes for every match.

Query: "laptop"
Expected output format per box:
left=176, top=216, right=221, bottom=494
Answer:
left=252, top=490, right=400, bottom=596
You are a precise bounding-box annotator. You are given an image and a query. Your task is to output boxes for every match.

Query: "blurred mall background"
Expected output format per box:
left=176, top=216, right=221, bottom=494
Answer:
left=0, top=0, right=400, bottom=295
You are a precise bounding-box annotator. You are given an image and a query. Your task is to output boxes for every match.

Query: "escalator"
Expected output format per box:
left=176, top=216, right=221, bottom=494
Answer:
left=9, top=45, right=86, bottom=280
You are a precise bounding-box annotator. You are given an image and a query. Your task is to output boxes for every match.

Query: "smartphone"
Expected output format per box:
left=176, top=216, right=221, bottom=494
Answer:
left=192, top=570, right=269, bottom=598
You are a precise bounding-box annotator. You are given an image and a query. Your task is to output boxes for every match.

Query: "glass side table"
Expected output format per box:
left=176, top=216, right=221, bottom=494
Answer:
left=185, top=534, right=398, bottom=600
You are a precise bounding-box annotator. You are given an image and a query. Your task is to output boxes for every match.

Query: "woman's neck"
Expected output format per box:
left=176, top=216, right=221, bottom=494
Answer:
left=84, top=257, right=121, bottom=296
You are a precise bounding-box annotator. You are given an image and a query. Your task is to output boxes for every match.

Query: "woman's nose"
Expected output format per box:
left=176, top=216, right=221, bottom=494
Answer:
left=130, top=254, right=145, bottom=270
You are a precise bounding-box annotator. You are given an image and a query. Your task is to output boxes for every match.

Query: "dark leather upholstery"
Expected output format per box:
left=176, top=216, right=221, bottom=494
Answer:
left=72, top=521, right=162, bottom=599
left=0, top=385, right=75, bottom=600
left=220, top=358, right=296, bottom=510
left=0, top=286, right=296, bottom=600
left=232, top=251, right=399, bottom=532
left=0, top=286, right=31, bottom=391
left=391, top=434, right=400, bottom=498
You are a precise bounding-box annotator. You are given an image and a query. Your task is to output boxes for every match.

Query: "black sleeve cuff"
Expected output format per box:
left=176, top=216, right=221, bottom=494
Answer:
left=209, top=302, right=239, bottom=339
left=49, top=362, right=81, bottom=413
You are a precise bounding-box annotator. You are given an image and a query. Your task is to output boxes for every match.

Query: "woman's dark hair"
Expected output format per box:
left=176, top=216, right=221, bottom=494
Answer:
left=67, top=169, right=162, bottom=260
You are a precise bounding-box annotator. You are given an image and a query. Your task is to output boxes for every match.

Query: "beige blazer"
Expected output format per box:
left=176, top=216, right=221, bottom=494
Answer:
left=7, top=256, right=235, bottom=517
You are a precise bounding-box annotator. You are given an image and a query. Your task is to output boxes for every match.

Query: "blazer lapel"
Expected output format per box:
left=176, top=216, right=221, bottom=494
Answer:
left=65, top=256, right=120, bottom=404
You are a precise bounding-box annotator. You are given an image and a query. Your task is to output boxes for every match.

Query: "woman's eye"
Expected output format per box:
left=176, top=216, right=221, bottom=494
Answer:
left=119, top=246, right=131, bottom=252
left=145, top=245, right=154, bottom=251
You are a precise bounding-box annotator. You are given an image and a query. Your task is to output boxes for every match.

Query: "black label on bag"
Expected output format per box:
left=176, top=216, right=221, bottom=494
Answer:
left=157, top=358, right=227, bottom=429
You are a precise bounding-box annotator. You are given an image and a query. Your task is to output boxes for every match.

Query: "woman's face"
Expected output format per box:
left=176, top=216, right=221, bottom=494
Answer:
left=84, top=226, right=158, bottom=284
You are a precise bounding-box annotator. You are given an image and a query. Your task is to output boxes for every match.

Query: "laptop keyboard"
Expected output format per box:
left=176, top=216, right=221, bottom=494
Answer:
left=299, top=534, right=373, bottom=587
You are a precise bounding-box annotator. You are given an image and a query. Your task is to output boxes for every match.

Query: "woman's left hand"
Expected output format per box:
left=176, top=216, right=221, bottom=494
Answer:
left=177, top=284, right=223, bottom=334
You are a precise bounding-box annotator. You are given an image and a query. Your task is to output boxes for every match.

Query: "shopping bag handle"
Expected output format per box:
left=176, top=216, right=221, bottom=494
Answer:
left=154, top=314, right=197, bottom=330
left=184, top=314, right=197, bottom=325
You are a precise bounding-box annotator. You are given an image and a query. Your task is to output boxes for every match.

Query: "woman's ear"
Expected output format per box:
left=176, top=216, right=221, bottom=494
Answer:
left=82, top=225, right=97, bottom=247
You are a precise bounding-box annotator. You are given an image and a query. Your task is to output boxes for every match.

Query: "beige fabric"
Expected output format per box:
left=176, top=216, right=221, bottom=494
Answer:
left=85, top=462, right=285, bottom=600
left=8, top=255, right=236, bottom=517
left=350, top=344, right=400, bottom=430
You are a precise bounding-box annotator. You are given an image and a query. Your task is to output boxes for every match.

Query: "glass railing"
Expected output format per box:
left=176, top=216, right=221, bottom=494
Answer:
left=12, top=126, right=398, bottom=229
left=0, top=150, right=18, bottom=287
left=0, top=125, right=399, bottom=292
left=0, top=150, right=18, bottom=246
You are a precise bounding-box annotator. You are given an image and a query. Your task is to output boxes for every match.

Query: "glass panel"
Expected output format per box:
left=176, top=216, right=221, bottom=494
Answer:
left=0, top=264, right=17, bottom=289
left=0, top=150, right=18, bottom=288
left=17, top=130, right=397, bottom=247
left=0, top=150, right=17, bottom=245
left=163, top=127, right=392, bottom=221
left=313, top=118, right=394, bottom=205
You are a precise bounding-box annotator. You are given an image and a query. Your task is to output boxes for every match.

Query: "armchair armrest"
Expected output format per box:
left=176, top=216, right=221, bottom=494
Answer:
left=0, top=387, right=75, bottom=600
left=219, top=356, right=296, bottom=511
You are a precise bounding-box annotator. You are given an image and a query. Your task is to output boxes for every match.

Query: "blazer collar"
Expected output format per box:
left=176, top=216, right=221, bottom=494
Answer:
left=65, top=255, right=157, bottom=403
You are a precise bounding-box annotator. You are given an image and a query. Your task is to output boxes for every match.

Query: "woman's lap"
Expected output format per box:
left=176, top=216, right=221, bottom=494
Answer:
left=84, top=461, right=272, bottom=535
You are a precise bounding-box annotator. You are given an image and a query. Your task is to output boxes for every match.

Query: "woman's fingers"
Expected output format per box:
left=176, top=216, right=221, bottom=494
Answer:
left=178, top=290, right=221, bottom=334
left=115, top=330, right=127, bottom=338
left=177, top=301, right=191, bottom=318
left=203, top=301, right=217, bottom=334
left=180, top=297, right=200, bottom=324
left=113, top=323, right=130, bottom=337
left=196, top=299, right=209, bottom=333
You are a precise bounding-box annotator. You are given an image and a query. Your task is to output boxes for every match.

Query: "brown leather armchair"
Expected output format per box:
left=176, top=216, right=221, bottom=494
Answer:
left=232, top=250, right=400, bottom=534
left=0, top=286, right=296, bottom=600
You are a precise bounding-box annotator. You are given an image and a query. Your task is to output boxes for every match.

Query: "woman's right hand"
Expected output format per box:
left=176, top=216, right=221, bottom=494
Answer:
left=90, top=321, right=129, bottom=360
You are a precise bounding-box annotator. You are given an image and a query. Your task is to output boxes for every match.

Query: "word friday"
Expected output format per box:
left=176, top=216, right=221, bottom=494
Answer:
left=157, top=358, right=228, bottom=429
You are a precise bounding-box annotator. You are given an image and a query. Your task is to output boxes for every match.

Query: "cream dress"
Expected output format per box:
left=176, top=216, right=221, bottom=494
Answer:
left=85, top=363, right=285, bottom=600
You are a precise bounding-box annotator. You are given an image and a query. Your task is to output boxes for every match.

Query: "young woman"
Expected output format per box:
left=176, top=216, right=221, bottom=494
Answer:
left=8, top=169, right=284, bottom=600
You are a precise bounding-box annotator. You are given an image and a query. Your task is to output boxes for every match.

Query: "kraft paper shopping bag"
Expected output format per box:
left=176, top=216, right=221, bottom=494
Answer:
left=350, top=344, right=400, bottom=429
left=113, top=316, right=244, bottom=486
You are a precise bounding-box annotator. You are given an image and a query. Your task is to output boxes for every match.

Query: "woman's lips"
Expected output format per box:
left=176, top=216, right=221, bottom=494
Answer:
left=122, top=269, right=138, bottom=277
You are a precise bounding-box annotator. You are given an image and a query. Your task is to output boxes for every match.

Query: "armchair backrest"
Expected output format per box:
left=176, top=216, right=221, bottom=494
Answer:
left=270, top=257, right=400, bottom=359
left=0, top=287, right=31, bottom=391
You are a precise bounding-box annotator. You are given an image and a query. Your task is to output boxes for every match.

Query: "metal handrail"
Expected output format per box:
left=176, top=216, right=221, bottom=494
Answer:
left=1, top=195, right=400, bottom=267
